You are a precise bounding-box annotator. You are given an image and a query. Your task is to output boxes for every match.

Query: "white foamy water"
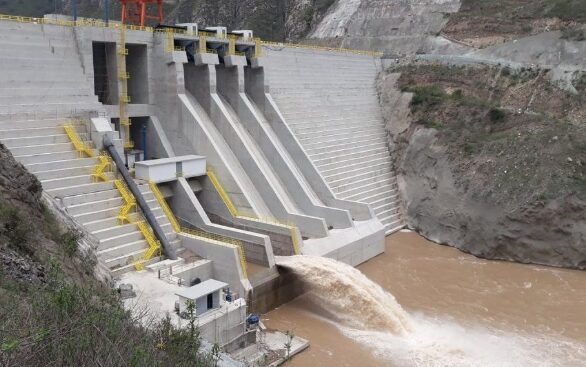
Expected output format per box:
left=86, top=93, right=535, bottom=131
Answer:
left=278, top=255, right=586, bottom=367
left=277, top=255, right=412, bottom=334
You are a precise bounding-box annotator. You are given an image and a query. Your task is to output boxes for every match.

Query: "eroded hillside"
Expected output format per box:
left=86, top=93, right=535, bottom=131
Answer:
left=379, top=64, right=586, bottom=268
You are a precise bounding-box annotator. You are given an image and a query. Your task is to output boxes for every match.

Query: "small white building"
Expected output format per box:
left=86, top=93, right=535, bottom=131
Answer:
left=175, top=279, right=228, bottom=316
left=204, top=26, right=227, bottom=38
left=231, top=30, right=253, bottom=39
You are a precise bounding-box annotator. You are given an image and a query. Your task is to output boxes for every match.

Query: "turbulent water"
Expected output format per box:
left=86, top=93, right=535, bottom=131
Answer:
left=271, top=233, right=586, bottom=367
left=278, top=256, right=412, bottom=334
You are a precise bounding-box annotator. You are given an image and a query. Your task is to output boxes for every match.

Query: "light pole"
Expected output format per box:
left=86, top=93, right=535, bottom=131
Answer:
left=104, top=0, right=109, bottom=25
left=72, top=0, right=77, bottom=21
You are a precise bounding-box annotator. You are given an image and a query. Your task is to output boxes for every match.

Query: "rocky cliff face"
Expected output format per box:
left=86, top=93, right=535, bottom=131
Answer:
left=309, top=0, right=462, bottom=55
left=379, top=64, right=586, bottom=269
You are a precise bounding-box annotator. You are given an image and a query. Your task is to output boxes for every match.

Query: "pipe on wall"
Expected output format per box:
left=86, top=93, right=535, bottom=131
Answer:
left=103, top=134, right=177, bottom=260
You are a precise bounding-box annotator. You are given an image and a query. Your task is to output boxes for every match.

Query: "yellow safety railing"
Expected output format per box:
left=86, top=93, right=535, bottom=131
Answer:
left=206, top=169, right=238, bottom=217
left=228, top=36, right=240, bottom=56
left=114, top=179, right=136, bottom=224
left=206, top=168, right=302, bottom=255
left=149, top=181, right=180, bottom=233
left=112, top=179, right=161, bottom=271
left=198, top=35, right=208, bottom=54
left=118, top=26, right=133, bottom=151
left=91, top=153, right=112, bottom=182
left=63, top=124, right=95, bottom=158
left=182, top=227, right=247, bottom=279
left=134, top=221, right=162, bottom=271
left=165, top=29, right=174, bottom=53
left=149, top=180, right=248, bottom=278
left=0, top=13, right=381, bottom=58
left=254, top=38, right=262, bottom=58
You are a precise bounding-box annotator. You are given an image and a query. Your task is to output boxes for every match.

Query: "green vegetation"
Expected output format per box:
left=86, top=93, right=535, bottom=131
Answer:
left=403, top=85, right=447, bottom=111
left=1, top=269, right=215, bottom=366
left=0, top=196, right=216, bottom=367
left=561, top=26, right=586, bottom=41
left=543, top=0, right=586, bottom=22
left=0, top=203, right=33, bottom=255
left=396, top=64, right=586, bottom=204
left=489, top=108, right=506, bottom=122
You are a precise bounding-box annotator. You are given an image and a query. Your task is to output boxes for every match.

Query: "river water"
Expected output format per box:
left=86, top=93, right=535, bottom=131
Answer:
left=264, top=231, right=586, bottom=367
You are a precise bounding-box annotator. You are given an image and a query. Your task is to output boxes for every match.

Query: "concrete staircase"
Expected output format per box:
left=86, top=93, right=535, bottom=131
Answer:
left=0, top=20, right=180, bottom=275
left=0, top=21, right=102, bottom=121
left=0, top=118, right=181, bottom=276
left=264, top=48, right=403, bottom=232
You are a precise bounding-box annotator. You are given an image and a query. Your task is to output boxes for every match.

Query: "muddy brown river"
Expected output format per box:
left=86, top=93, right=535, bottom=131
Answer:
left=265, top=231, right=586, bottom=367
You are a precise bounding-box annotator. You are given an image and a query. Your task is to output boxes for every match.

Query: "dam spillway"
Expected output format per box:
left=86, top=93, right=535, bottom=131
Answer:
left=0, top=14, right=399, bottom=350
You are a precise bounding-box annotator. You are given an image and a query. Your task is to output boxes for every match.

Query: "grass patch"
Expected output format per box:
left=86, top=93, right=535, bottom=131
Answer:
left=0, top=263, right=216, bottom=367
left=60, top=231, right=80, bottom=258
left=489, top=107, right=506, bottom=122
left=0, top=204, right=32, bottom=255
left=403, top=85, right=448, bottom=111
left=561, top=26, right=586, bottom=41
left=418, top=119, right=444, bottom=130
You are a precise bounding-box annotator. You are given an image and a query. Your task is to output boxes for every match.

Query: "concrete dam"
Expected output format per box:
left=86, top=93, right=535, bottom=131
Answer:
left=0, top=14, right=401, bottom=356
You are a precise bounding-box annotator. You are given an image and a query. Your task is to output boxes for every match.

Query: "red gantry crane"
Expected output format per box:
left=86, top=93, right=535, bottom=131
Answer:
left=120, top=0, right=164, bottom=26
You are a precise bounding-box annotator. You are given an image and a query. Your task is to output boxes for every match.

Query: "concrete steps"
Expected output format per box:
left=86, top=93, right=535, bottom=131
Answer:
left=0, top=102, right=101, bottom=114
left=0, top=126, right=73, bottom=139
left=265, top=48, right=403, bottom=231
left=326, top=163, right=393, bottom=189
left=305, top=135, right=387, bottom=156
left=0, top=95, right=98, bottom=105
left=322, top=156, right=392, bottom=181
left=0, top=21, right=179, bottom=272
left=26, top=157, right=99, bottom=173
left=311, top=145, right=388, bottom=166
left=9, top=142, right=75, bottom=156
left=1, top=133, right=89, bottom=148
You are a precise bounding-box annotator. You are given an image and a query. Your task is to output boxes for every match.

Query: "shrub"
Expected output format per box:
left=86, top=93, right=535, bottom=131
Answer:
left=60, top=230, right=80, bottom=258
left=451, top=89, right=464, bottom=100
left=561, top=27, right=586, bottom=41
left=489, top=107, right=506, bottom=122
left=0, top=204, right=32, bottom=254
left=406, top=85, right=447, bottom=111
left=418, top=119, right=443, bottom=130
left=0, top=269, right=215, bottom=367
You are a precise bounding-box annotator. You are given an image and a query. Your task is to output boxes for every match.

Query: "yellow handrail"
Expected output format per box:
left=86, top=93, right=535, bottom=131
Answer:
left=112, top=179, right=162, bottom=270
left=206, top=167, right=302, bottom=255
left=254, top=38, right=262, bottom=58
left=91, top=153, right=112, bottom=182
left=181, top=227, right=247, bottom=279
left=206, top=168, right=239, bottom=217
left=118, top=27, right=133, bottom=151
left=0, top=13, right=381, bottom=58
left=63, top=124, right=94, bottom=158
left=149, top=180, right=247, bottom=277
left=134, top=221, right=162, bottom=271
left=149, top=181, right=180, bottom=233
left=114, top=180, right=136, bottom=224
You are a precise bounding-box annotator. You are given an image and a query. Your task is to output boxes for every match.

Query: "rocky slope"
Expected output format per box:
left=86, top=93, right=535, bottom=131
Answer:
left=379, top=64, right=586, bottom=269
left=443, top=0, right=586, bottom=48
left=309, top=0, right=462, bottom=55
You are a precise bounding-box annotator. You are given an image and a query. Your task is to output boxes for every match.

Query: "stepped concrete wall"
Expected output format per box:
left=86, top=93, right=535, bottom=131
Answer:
left=0, top=18, right=389, bottom=290
left=263, top=46, right=403, bottom=233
